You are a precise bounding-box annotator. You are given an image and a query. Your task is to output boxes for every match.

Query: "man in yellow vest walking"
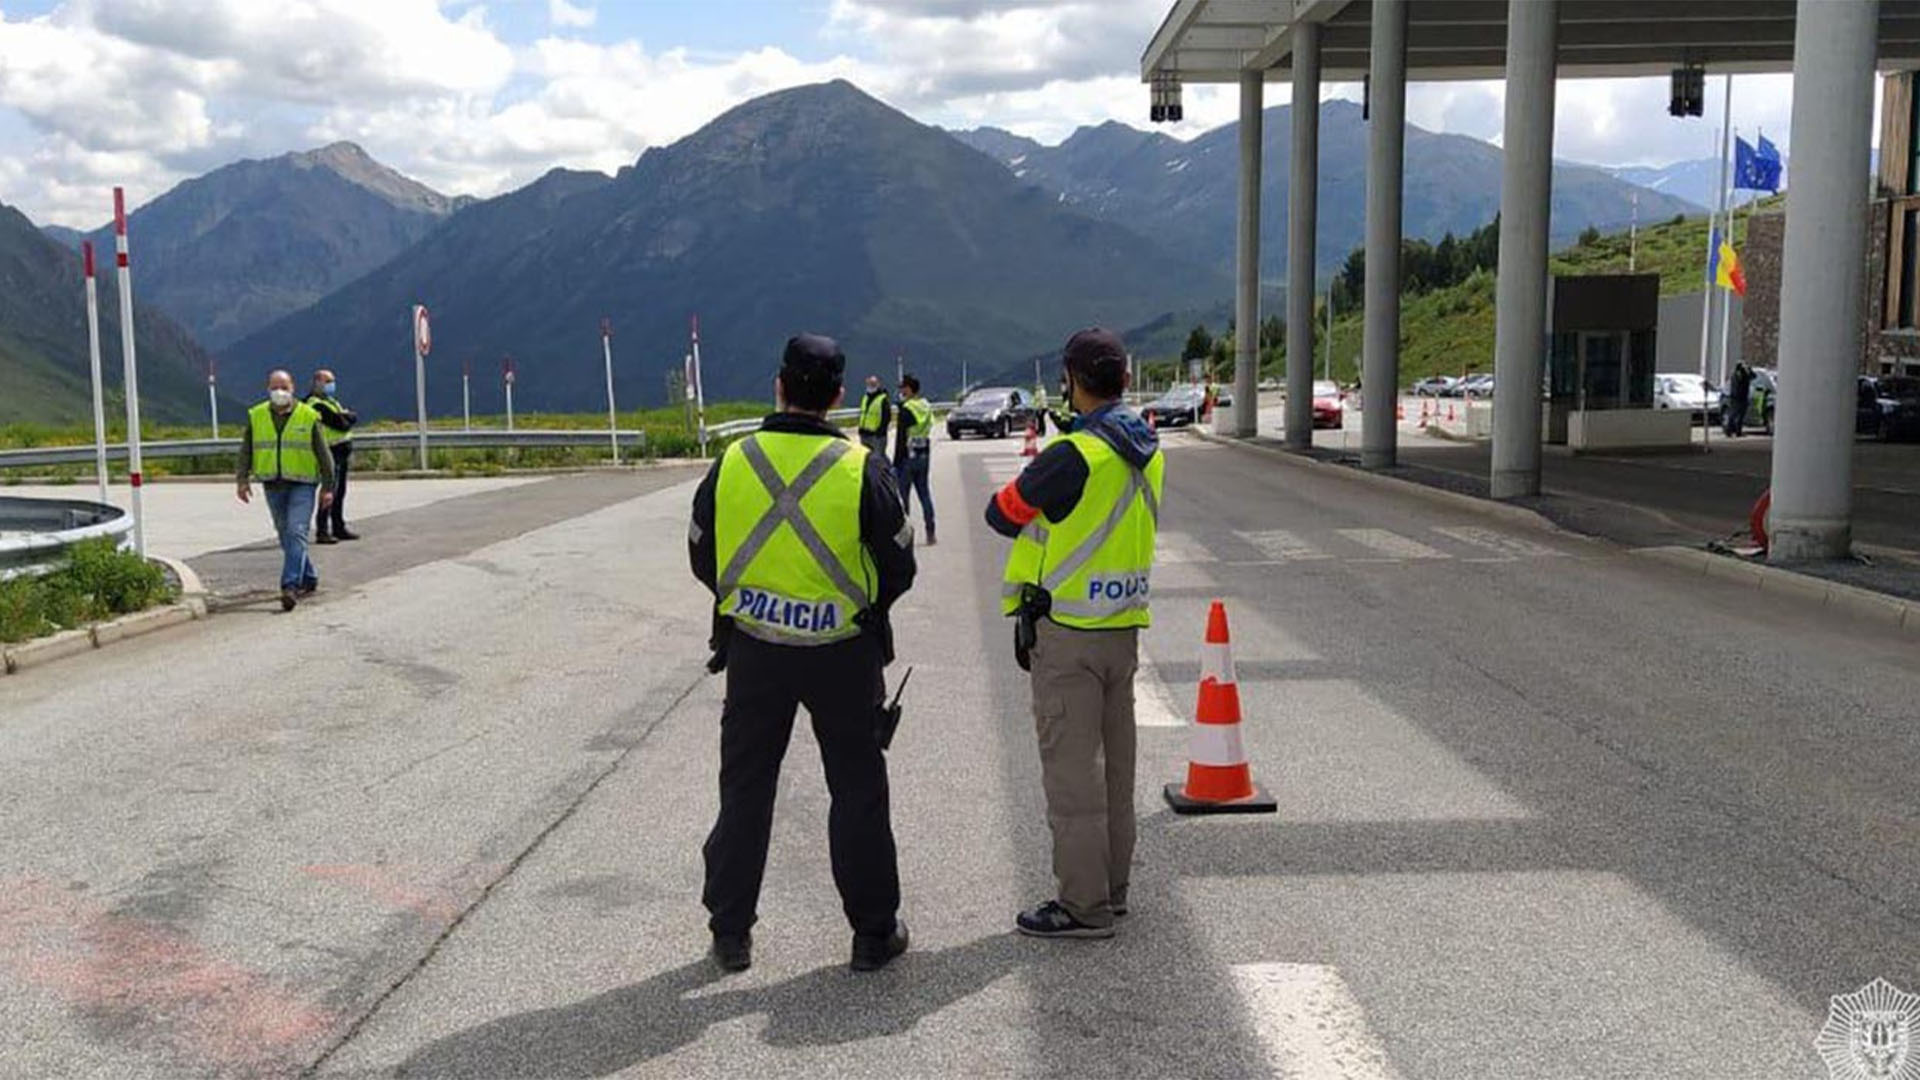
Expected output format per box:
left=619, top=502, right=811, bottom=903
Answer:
left=236, top=370, right=335, bottom=611
left=892, top=374, right=936, bottom=545
left=986, top=328, right=1161, bottom=939
left=688, top=334, right=917, bottom=974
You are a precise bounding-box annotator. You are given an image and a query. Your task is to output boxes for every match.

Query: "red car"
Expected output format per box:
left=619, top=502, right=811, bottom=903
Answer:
left=1311, top=380, right=1345, bottom=429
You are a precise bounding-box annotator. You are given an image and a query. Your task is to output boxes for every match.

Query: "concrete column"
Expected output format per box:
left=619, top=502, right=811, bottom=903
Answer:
left=1233, top=69, right=1264, bottom=437
left=1285, top=22, right=1322, bottom=450
left=1768, top=0, right=1878, bottom=561
left=1490, top=0, right=1557, bottom=499
left=1361, top=0, right=1406, bottom=469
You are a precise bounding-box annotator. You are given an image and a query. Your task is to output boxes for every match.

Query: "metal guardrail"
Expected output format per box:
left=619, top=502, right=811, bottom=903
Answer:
left=705, top=402, right=957, bottom=442
left=0, top=428, right=648, bottom=470
left=0, top=496, right=135, bottom=580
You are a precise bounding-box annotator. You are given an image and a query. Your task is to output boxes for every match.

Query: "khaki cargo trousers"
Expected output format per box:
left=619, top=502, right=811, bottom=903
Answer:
left=1028, top=618, right=1139, bottom=928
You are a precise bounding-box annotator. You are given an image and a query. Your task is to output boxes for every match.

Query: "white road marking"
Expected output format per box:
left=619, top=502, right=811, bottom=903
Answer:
left=1156, top=531, right=1213, bottom=564
left=1431, top=525, right=1564, bottom=560
left=1134, top=658, right=1187, bottom=727
left=1235, top=529, right=1333, bottom=562
left=1232, top=962, right=1404, bottom=1079
left=1336, top=529, right=1449, bottom=561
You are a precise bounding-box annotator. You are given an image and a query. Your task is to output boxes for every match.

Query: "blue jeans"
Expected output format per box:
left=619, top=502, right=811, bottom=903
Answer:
left=894, top=454, right=933, bottom=531
left=264, top=482, right=319, bottom=591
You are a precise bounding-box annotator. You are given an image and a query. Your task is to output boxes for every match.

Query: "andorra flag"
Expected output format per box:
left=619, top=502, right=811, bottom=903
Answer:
left=1709, top=228, right=1747, bottom=297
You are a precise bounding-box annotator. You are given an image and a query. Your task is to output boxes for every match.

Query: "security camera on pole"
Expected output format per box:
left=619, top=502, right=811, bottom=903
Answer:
left=112, top=188, right=146, bottom=556
left=81, top=241, right=108, bottom=504
left=601, top=317, right=619, bottom=464
left=412, top=304, right=431, bottom=471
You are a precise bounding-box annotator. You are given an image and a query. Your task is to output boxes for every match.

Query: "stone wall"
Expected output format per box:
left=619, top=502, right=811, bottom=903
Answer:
left=1740, top=210, right=1784, bottom=370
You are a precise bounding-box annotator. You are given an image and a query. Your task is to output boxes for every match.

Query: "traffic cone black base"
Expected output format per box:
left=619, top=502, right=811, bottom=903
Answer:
left=1163, top=781, right=1276, bottom=815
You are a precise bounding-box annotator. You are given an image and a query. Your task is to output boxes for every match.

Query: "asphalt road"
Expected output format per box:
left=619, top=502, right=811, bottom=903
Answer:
left=1, top=433, right=1915, bottom=1078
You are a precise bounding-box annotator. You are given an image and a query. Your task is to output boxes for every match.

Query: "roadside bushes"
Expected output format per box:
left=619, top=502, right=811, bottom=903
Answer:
left=0, top=538, right=174, bottom=643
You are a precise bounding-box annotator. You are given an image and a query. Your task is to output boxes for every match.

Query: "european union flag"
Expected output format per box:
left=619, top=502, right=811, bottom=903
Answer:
left=1734, top=135, right=1783, bottom=192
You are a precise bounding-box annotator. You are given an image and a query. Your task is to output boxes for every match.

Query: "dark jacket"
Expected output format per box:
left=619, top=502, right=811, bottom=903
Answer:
left=690, top=412, right=917, bottom=644
left=985, top=402, right=1158, bottom=537
left=307, top=393, right=358, bottom=444
left=859, top=389, right=893, bottom=439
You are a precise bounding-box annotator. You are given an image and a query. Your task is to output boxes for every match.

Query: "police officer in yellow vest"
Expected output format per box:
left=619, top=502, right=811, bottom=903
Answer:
left=688, top=334, right=917, bottom=974
left=985, top=328, right=1161, bottom=939
left=236, top=369, right=335, bottom=611
left=307, top=368, right=359, bottom=543
left=856, top=374, right=892, bottom=456
left=892, top=374, right=936, bottom=545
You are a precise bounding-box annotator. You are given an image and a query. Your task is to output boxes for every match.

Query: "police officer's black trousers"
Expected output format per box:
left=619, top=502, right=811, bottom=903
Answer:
left=702, top=631, right=898, bottom=939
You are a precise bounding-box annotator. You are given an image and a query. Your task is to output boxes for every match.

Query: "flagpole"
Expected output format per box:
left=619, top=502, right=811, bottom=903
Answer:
left=1717, top=129, right=1738, bottom=395
left=1698, top=74, right=1732, bottom=453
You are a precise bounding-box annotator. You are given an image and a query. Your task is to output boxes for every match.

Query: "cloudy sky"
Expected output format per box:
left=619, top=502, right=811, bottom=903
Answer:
left=0, top=0, right=1801, bottom=227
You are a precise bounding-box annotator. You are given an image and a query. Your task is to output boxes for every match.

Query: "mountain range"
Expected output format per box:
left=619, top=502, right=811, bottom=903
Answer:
left=7, top=80, right=1718, bottom=423
left=953, top=101, right=1701, bottom=282
left=226, top=81, right=1229, bottom=416
left=0, top=200, right=228, bottom=426
left=56, top=143, right=468, bottom=350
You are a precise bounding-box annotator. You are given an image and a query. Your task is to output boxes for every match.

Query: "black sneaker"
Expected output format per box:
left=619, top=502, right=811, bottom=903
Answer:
left=850, top=918, right=909, bottom=971
left=1016, top=900, right=1114, bottom=939
left=313, top=533, right=338, bottom=545
left=336, top=529, right=360, bottom=541
left=710, top=932, right=751, bottom=973
left=280, top=587, right=298, bottom=612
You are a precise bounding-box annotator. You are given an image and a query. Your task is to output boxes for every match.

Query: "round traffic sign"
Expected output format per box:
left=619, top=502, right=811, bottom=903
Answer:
left=415, top=306, right=432, bottom=356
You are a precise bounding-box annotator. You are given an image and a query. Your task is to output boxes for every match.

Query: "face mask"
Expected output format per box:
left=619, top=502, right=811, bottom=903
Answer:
left=268, top=388, right=293, bottom=408
left=322, top=381, right=337, bottom=396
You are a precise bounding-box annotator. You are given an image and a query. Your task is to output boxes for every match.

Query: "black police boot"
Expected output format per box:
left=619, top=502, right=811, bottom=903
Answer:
left=850, top=918, right=909, bottom=972
left=710, top=931, right=751, bottom=974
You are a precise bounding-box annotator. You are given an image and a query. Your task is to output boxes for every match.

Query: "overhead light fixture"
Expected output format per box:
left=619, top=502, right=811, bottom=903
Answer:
left=1670, top=63, right=1705, bottom=117
left=1151, top=72, right=1183, bottom=124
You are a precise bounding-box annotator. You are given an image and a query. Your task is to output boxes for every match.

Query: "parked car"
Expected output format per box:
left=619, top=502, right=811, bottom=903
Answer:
left=1141, top=385, right=1207, bottom=427
left=1412, top=376, right=1456, bottom=397
left=1655, top=373, right=1724, bottom=422
left=1311, top=380, right=1345, bottom=429
left=945, top=386, right=1034, bottom=440
left=1212, top=386, right=1233, bottom=409
left=1458, top=373, right=1495, bottom=398
left=1858, top=375, right=1920, bottom=440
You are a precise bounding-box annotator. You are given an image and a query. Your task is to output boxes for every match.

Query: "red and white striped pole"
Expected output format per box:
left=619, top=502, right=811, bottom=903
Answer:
left=601, top=317, right=619, bottom=464
left=690, top=315, right=707, bottom=457
left=81, top=241, right=109, bottom=503
left=112, top=188, right=146, bottom=556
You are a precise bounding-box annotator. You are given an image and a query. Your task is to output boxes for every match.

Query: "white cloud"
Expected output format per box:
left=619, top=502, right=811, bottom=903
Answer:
left=548, top=0, right=596, bottom=31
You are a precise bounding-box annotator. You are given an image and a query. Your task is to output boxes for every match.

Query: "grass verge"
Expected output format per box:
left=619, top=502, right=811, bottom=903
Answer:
left=0, top=538, right=176, bottom=644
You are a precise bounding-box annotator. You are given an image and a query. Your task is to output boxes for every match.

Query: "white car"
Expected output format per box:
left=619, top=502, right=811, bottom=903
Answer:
left=1655, top=373, right=1723, bottom=421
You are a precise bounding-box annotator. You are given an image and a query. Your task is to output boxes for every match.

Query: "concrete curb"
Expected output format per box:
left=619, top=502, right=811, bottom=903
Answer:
left=1628, top=546, right=1920, bottom=636
left=150, top=554, right=206, bottom=598
left=2, top=599, right=208, bottom=675
left=1189, top=429, right=1578, bottom=538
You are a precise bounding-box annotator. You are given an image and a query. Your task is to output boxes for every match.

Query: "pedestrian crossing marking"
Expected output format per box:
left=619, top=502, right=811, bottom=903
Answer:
left=1337, top=528, right=1448, bottom=560
left=1234, top=529, right=1333, bottom=562
left=1155, top=532, right=1209, bottom=564
left=1431, top=525, right=1564, bottom=560
left=1134, top=658, right=1186, bottom=727
left=1232, top=963, right=1405, bottom=1079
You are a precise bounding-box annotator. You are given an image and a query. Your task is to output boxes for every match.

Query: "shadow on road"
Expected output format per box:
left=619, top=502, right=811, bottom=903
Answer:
left=393, top=934, right=1028, bottom=1078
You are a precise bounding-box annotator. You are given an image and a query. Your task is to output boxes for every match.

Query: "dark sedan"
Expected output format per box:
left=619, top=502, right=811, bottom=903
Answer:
left=945, top=387, right=1035, bottom=440
left=1859, top=375, right=1920, bottom=440
left=1141, top=386, right=1207, bottom=427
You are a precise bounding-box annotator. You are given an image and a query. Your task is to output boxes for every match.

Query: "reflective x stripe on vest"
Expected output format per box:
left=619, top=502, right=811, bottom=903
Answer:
left=1000, top=431, right=1161, bottom=630
left=859, top=393, right=887, bottom=434
left=904, top=398, right=933, bottom=451
left=716, top=433, right=874, bottom=645
left=248, top=401, right=322, bottom=483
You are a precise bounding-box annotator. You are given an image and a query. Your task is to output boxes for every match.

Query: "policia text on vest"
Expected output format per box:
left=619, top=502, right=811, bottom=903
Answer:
left=687, top=333, right=916, bottom=973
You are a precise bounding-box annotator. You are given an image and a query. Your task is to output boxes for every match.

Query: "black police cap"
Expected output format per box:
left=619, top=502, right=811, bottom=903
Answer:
left=1063, top=327, right=1127, bottom=376
left=782, top=334, right=846, bottom=382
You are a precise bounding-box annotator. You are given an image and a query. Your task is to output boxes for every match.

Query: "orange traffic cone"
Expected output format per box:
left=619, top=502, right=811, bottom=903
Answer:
left=1420, top=399, right=1431, bottom=423
left=1164, top=601, right=1276, bottom=815
left=1446, top=403, right=1456, bottom=423
left=1021, top=420, right=1039, bottom=457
